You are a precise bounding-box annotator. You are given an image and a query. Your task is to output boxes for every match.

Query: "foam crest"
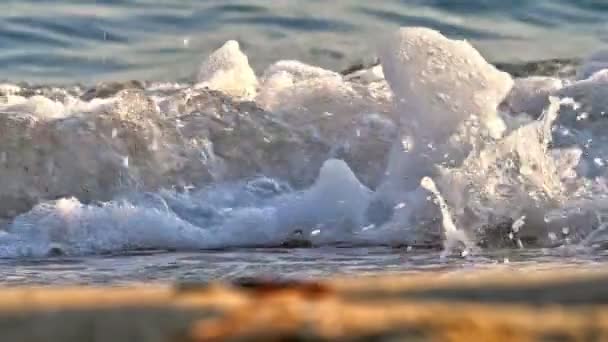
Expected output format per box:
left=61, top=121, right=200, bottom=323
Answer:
left=1, top=26, right=608, bottom=257
left=1, top=160, right=373, bottom=257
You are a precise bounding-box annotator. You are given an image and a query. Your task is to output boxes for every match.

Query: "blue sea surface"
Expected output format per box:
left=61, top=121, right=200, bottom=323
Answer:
left=2, top=0, right=607, bottom=83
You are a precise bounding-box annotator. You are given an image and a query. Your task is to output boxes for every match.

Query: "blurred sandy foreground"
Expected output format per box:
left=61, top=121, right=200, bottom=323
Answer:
left=0, top=265, right=606, bottom=341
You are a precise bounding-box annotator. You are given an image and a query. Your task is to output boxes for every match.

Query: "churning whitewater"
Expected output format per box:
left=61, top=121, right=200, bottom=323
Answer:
left=1, top=27, right=608, bottom=258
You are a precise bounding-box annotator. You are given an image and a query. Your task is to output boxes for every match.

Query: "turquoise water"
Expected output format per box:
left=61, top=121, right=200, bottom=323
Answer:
left=2, top=0, right=607, bottom=84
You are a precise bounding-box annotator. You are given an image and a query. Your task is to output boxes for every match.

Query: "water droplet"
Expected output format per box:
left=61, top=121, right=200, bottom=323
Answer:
left=401, top=138, right=413, bottom=152
left=511, top=216, right=526, bottom=233
left=394, top=202, right=406, bottom=210
left=576, top=112, right=589, bottom=121
left=594, top=158, right=605, bottom=167
left=362, top=224, right=376, bottom=231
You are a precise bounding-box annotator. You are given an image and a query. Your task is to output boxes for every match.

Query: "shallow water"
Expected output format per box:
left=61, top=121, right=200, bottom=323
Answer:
left=2, top=247, right=606, bottom=286
left=2, top=0, right=607, bottom=84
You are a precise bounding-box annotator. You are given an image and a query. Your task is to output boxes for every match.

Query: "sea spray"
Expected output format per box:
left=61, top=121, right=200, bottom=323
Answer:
left=0, top=27, right=607, bottom=257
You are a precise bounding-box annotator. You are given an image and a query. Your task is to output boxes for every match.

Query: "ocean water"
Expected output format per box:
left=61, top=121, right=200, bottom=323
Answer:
left=1, top=1, right=608, bottom=286
left=2, top=0, right=607, bottom=84
left=1, top=248, right=606, bottom=286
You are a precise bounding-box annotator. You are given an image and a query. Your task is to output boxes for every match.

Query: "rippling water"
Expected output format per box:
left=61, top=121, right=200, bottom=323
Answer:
left=2, top=0, right=607, bottom=84
left=2, top=248, right=606, bottom=286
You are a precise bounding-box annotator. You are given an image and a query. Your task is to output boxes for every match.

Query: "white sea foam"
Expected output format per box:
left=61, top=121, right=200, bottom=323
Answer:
left=1, top=27, right=608, bottom=257
left=196, top=40, right=258, bottom=99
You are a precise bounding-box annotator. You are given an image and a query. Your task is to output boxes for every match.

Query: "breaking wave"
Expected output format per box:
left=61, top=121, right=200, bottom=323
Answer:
left=1, top=28, right=608, bottom=258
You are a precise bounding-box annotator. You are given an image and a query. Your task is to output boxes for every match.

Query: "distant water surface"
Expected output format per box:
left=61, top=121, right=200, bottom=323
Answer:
left=2, top=0, right=607, bottom=84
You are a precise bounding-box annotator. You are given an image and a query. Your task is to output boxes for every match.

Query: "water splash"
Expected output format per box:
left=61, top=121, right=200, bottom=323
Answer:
left=0, top=27, right=607, bottom=258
